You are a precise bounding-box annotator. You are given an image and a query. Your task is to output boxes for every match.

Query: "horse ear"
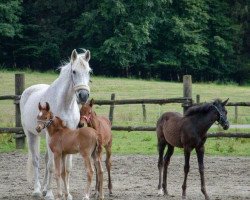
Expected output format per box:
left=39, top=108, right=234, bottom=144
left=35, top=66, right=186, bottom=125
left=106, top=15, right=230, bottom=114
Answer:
left=71, top=49, right=77, bottom=62
left=45, top=102, right=50, bottom=111
left=89, top=98, right=94, bottom=107
left=38, top=102, right=42, bottom=111
left=222, top=98, right=229, bottom=106
left=84, top=50, right=91, bottom=62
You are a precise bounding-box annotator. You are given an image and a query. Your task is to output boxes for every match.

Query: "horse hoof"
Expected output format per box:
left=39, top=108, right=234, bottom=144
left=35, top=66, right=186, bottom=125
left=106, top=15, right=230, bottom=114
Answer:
left=67, top=193, right=73, bottom=200
left=32, top=190, right=42, bottom=197
left=157, top=189, right=164, bottom=196
left=182, top=196, right=187, bottom=200
left=82, top=195, right=89, bottom=200
left=45, top=194, right=55, bottom=200
left=42, top=190, right=47, bottom=196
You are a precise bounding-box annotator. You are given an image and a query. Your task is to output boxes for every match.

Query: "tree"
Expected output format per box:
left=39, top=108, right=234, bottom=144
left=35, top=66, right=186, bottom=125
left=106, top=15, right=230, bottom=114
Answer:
left=0, top=0, right=22, bottom=66
left=149, top=0, right=209, bottom=81
left=74, top=0, right=163, bottom=77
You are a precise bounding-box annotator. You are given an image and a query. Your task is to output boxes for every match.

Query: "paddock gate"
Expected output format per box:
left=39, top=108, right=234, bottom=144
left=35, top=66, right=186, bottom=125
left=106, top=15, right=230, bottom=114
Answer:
left=0, top=74, right=250, bottom=149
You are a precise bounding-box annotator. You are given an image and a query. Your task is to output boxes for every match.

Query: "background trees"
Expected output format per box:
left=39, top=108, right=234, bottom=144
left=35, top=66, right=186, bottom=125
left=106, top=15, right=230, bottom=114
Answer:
left=0, top=0, right=249, bottom=83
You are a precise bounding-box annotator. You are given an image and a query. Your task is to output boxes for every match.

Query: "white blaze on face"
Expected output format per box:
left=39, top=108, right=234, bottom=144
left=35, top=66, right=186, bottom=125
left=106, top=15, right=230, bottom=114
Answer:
left=39, top=112, right=43, bottom=117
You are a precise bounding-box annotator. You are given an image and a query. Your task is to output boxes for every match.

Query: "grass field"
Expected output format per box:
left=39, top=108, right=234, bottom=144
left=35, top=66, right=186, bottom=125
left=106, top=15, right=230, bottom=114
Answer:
left=0, top=69, right=250, bottom=155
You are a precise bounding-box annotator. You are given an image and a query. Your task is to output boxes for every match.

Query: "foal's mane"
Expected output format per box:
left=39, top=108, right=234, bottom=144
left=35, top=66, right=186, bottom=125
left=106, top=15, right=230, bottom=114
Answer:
left=185, top=99, right=222, bottom=116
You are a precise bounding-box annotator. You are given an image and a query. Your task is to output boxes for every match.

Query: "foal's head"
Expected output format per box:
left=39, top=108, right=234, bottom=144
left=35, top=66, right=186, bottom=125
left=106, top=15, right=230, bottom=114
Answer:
left=211, top=98, right=230, bottom=130
left=79, top=98, right=95, bottom=128
left=36, top=102, right=66, bottom=133
left=36, top=102, right=54, bottom=133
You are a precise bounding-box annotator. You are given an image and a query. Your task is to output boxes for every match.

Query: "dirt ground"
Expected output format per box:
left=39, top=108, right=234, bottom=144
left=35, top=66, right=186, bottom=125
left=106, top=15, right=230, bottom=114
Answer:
left=0, top=152, right=249, bottom=200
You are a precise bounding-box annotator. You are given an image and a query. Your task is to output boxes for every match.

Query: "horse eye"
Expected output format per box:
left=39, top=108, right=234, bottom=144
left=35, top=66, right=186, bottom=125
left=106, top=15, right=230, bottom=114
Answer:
left=72, top=70, right=76, bottom=74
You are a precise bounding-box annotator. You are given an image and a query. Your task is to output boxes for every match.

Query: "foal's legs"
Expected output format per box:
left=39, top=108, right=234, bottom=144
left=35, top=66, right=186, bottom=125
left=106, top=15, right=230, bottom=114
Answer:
left=82, top=153, right=94, bottom=200
left=196, top=145, right=210, bottom=200
left=61, top=155, right=70, bottom=199
left=95, top=155, right=104, bottom=200
left=54, top=153, right=63, bottom=200
left=157, top=139, right=166, bottom=195
left=27, top=131, right=42, bottom=197
left=105, top=141, right=113, bottom=195
left=182, top=148, right=191, bottom=199
left=64, top=155, right=73, bottom=200
left=162, top=144, right=174, bottom=195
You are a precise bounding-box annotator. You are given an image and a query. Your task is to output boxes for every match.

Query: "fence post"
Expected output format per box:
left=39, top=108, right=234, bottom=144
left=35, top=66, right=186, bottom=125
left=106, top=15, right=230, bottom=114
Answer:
left=15, top=73, right=25, bottom=149
left=109, top=93, right=115, bottom=124
left=183, top=75, right=192, bottom=114
left=142, top=104, right=147, bottom=122
left=196, top=94, right=200, bottom=104
left=234, top=106, right=238, bottom=123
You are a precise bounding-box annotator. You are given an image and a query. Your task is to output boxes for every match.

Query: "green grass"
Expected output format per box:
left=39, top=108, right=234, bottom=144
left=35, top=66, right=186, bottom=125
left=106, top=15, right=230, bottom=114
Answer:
left=0, top=69, right=250, bottom=155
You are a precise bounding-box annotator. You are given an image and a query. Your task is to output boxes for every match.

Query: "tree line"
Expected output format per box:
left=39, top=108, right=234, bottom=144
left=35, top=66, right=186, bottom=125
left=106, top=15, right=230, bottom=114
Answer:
left=0, top=0, right=249, bottom=83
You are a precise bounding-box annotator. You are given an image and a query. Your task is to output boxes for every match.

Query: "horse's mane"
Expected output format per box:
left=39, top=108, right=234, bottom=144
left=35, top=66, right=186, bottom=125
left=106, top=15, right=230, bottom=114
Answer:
left=185, top=99, right=222, bottom=116
left=57, top=51, right=92, bottom=74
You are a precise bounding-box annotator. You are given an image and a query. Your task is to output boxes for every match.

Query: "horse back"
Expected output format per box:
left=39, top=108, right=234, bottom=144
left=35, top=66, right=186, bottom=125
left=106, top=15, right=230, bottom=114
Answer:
left=157, top=112, right=183, bottom=148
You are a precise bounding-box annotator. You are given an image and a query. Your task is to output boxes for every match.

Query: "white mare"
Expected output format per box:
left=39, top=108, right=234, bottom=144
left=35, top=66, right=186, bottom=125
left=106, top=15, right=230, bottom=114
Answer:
left=20, top=49, right=91, bottom=200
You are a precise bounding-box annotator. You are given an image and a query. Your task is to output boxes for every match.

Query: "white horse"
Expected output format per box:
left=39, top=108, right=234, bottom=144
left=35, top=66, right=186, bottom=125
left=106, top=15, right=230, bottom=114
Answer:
left=20, top=49, right=91, bottom=200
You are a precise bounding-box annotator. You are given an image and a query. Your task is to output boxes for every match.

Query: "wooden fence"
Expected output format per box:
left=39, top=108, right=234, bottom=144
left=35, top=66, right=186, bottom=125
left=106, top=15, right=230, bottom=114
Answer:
left=1, top=74, right=250, bottom=149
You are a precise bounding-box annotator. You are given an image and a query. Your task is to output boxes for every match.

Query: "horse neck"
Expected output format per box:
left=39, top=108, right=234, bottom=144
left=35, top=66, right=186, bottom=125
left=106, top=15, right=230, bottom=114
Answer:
left=47, top=64, right=76, bottom=109
left=46, top=123, right=60, bottom=138
left=90, top=112, right=100, bottom=131
left=191, top=111, right=217, bottom=135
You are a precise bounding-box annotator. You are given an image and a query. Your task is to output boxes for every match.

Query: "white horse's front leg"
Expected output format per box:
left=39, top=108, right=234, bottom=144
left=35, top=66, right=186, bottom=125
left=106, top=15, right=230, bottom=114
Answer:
left=27, top=131, right=42, bottom=197
left=44, top=133, right=55, bottom=200
left=42, top=150, right=49, bottom=196
left=65, top=154, right=73, bottom=200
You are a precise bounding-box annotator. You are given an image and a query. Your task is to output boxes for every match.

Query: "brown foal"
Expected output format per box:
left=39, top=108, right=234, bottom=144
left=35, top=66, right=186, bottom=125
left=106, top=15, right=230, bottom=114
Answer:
left=79, top=99, right=113, bottom=195
left=36, top=102, right=104, bottom=200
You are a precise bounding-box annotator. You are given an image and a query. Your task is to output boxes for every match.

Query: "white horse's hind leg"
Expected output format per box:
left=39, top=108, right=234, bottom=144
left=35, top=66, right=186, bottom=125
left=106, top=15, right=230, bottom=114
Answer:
left=65, top=154, right=73, bottom=200
left=26, top=131, right=42, bottom=197
left=44, top=133, right=55, bottom=200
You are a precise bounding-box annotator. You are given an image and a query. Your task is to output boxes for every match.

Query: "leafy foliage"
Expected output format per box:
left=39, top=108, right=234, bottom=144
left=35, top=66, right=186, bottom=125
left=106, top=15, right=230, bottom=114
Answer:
left=0, top=0, right=249, bottom=83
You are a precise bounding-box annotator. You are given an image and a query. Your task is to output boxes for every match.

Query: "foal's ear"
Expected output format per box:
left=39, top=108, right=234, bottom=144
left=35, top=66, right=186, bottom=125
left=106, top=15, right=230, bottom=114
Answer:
left=38, top=102, right=42, bottom=111
left=71, top=49, right=77, bottom=63
left=45, top=102, right=50, bottom=111
left=89, top=98, right=94, bottom=107
left=62, top=120, right=67, bottom=127
left=222, top=98, right=229, bottom=106
left=83, top=50, right=91, bottom=62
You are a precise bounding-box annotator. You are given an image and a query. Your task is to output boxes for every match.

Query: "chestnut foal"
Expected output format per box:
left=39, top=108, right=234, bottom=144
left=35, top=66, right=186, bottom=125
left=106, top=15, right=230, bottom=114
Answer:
left=79, top=99, right=113, bottom=195
left=36, top=102, right=104, bottom=200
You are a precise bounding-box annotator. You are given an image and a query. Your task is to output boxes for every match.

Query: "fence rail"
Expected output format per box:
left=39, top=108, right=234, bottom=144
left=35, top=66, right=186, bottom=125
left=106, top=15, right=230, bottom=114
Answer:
left=1, top=74, right=250, bottom=149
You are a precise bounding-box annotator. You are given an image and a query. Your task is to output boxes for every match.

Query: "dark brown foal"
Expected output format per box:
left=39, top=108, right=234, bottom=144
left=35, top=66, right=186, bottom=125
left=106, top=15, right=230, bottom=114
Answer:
left=156, top=99, right=229, bottom=200
left=79, top=98, right=113, bottom=195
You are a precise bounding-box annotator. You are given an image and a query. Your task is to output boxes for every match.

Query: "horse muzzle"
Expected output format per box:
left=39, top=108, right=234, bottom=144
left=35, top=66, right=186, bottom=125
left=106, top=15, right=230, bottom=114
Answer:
left=76, top=89, right=89, bottom=104
left=222, top=121, right=230, bottom=130
left=36, top=125, right=43, bottom=133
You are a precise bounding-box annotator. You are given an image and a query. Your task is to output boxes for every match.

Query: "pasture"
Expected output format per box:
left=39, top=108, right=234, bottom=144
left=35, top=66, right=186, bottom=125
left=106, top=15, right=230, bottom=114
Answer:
left=0, top=69, right=250, bottom=200
left=0, top=69, right=250, bottom=155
